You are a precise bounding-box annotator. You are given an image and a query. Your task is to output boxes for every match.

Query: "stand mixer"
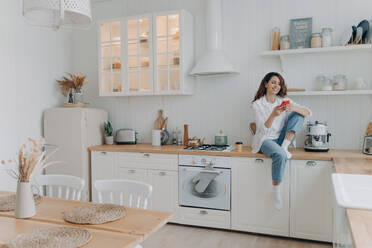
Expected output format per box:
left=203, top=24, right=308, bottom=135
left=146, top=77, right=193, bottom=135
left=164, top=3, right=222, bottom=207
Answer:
left=304, top=121, right=331, bottom=152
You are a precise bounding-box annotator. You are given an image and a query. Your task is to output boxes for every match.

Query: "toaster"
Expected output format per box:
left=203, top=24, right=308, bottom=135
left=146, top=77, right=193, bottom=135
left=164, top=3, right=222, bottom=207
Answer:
left=116, top=128, right=138, bottom=145
left=363, top=136, right=372, bottom=155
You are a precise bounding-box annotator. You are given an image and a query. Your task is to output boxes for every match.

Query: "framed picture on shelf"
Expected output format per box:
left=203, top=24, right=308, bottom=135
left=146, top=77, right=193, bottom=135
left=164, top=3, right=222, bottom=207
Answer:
left=289, top=17, right=312, bottom=49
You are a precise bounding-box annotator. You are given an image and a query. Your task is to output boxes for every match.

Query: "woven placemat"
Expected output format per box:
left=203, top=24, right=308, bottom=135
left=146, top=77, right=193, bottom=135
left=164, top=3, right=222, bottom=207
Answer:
left=0, top=194, right=42, bottom=212
left=5, top=226, right=92, bottom=248
left=64, top=204, right=126, bottom=225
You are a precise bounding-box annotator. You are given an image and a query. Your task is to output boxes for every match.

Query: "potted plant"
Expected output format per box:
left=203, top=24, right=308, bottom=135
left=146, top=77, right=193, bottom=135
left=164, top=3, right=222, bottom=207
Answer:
left=104, top=121, right=114, bottom=145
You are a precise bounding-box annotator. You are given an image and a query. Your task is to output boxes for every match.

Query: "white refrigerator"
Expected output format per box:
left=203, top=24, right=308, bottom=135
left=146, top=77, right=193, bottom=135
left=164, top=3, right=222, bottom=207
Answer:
left=43, top=108, right=108, bottom=201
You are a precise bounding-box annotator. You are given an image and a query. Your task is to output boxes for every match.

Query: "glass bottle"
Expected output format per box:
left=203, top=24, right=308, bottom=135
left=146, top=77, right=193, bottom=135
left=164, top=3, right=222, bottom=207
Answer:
left=280, top=35, right=290, bottom=50
left=321, top=28, right=333, bottom=47
left=270, top=27, right=280, bottom=50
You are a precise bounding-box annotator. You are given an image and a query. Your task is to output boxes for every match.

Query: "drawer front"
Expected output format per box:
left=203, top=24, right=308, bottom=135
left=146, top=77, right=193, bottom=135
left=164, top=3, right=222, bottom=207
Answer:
left=291, top=160, right=333, bottom=168
left=116, top=152, right=178, bottom=171
left=179, top=207, right=230, bottom=229
left=117, top=167, right=148, bottom=183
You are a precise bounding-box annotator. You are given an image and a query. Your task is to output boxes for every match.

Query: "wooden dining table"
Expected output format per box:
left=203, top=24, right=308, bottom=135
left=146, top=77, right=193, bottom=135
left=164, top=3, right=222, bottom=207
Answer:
left=0, top=192, right=172, bottom=247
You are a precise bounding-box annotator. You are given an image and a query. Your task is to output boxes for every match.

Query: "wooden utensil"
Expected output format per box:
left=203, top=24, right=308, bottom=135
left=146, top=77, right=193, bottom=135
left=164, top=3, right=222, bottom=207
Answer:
left=154, top=110, right=165, bottom=130
left=183, top=125, right=189, bottom=147
left=287, top=88, right=306, bottom=92
left=161, top=117, right=168, bottom=130
left=366, top=122, right=372, bottom=137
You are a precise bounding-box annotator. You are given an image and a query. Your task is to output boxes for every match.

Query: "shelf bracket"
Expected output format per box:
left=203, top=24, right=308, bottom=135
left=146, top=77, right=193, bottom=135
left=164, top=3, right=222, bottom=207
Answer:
left=279, top=55, right=285, bottom=72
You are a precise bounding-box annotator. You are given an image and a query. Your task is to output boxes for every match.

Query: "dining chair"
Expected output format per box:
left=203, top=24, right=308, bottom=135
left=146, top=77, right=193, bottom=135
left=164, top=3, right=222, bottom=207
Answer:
left=34, top=174, right=85, bottom=201
left=94, top=179, right=153, bottom=248
left=94, top=179, right=153, bottom=209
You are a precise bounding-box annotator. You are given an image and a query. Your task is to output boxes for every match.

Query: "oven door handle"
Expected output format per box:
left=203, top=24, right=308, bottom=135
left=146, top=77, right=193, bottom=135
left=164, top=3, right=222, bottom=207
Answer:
left=200, top=170, right=222, bottom=174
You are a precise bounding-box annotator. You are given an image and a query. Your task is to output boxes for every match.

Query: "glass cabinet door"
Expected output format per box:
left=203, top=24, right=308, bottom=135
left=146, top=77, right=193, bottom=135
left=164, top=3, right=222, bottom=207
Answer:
left=155, top=13, right=181, bottom=92
left=99, top=21, right=123, bottom=95
left=125, top=15, right=153, bottom=94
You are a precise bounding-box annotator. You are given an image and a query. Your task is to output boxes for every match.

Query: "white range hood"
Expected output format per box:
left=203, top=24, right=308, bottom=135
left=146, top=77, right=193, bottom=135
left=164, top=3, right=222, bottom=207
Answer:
left=190, top=0, right=238, bottom=76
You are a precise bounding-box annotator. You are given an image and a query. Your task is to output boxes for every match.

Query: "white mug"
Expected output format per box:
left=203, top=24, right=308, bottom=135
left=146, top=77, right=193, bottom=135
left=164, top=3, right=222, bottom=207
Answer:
left=152, top=130, right=161, bottom=146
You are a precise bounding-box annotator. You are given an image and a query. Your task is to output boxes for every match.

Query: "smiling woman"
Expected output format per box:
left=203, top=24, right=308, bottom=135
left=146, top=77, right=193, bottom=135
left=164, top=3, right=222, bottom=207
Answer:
left=251, top=72, right=311, bottom=210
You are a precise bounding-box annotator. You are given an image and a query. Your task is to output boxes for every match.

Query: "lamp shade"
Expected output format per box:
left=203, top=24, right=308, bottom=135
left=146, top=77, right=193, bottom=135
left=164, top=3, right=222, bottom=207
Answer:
left=23, top=0, right=92, bottom=30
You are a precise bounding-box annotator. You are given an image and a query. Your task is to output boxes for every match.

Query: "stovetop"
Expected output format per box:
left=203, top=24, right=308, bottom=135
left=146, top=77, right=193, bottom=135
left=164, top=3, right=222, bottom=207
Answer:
left=183, top=144, right=233, bottom=152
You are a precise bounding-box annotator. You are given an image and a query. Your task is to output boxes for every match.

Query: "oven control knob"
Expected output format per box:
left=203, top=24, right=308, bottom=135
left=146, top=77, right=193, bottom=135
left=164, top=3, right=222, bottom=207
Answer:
left=201, top=158, right=207, bottom=165
left=209, top=161, right=215, bottom=166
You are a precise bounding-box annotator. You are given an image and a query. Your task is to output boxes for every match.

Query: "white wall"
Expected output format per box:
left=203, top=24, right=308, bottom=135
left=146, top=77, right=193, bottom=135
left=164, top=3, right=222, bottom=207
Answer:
left=73, top=0, right=372, bottom=150
left=0, top=1, right=72, bottom=190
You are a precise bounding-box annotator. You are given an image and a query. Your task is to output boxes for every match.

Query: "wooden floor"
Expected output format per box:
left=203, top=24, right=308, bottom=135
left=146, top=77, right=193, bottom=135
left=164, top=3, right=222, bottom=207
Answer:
left=142, top=224, right=332, bottom=248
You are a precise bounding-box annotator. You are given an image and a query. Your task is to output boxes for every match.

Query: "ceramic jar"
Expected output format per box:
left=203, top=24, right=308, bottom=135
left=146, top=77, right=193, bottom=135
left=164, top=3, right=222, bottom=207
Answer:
left=280, top=35, right=290, bottom=50
left=311, top=33, right=322, bottom=48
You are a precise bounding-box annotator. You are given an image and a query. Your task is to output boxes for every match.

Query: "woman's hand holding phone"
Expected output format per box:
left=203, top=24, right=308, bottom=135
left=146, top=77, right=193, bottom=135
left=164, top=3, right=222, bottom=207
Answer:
left=272, top=105, right=285, bottom=117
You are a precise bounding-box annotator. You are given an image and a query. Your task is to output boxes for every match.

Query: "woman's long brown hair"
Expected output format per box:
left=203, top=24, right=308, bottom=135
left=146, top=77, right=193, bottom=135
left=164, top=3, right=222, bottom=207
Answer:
left=252, top=72, right=287, bottom=102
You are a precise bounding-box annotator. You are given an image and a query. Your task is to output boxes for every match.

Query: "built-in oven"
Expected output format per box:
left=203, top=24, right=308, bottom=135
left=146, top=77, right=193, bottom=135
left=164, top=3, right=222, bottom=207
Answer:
left=178, top=155, right=231, bottom=211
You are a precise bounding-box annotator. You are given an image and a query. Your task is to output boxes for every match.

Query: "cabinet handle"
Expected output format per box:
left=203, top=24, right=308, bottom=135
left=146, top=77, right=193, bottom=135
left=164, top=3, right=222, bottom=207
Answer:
left=255, top=158, right=264, bottom=164
left=100, top=151, right=107, bottom=155
left=199, top=210, right=208, bottom=215
left=159, top=171, right=166, bottom=176
left=128, top=169, right=136, bottom=173
left=306, top=161, right=317, bottom=167
left=143, top=153, right=150, bottom=158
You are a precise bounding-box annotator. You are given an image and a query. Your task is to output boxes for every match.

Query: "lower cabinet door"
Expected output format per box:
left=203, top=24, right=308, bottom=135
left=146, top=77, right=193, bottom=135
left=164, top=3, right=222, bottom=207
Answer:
left=147, top=170, right=179, bottom=222
left=290, top=160, right=333, bottom=242
left=117, top=167, right=148, bottom=182
left=91, top=151, right=115, bottom=202
left=231, top=157, right=290, bottom=237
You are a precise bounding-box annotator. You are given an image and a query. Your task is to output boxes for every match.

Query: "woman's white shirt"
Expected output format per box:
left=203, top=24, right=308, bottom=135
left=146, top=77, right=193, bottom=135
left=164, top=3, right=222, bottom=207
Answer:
left=251, top=96, right=312, bottom=153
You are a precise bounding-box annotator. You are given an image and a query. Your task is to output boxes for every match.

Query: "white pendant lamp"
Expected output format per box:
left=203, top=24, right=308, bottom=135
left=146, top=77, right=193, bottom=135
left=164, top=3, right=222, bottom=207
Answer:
left=22, top=0, right=92, bottom=30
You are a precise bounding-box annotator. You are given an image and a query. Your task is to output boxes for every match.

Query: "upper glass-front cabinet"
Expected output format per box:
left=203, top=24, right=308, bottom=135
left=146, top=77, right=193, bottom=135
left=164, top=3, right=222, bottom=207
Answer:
left=98, top=10, right=194, bottom=96
left=99, top=20, right=124, bottom=96
left=125, top=14, right=153, bottom=95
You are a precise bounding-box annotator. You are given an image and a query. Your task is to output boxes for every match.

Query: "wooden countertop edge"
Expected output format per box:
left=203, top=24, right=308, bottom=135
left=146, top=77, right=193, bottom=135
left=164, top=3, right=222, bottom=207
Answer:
left=89, top=144, right=372, bottom=161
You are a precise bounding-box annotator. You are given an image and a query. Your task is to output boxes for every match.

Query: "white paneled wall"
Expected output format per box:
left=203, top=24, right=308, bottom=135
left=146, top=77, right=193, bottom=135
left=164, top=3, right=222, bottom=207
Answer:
left=74, top=0, right=372, bottom=149
left=0, top=1, right=72, bottom=191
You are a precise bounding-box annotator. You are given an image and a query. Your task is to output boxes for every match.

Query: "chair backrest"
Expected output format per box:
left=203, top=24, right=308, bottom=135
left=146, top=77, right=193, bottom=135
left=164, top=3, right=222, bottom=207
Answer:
left=249, top=122, right=256, bottom=135
left=35, top=174, right=85, bottom=201
left=94, top=179, right=153, bottom=209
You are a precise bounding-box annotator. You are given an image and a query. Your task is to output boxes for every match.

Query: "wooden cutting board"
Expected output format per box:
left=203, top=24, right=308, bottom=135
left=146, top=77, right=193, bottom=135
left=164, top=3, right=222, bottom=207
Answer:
left=366, top=122, right=372, bottom=137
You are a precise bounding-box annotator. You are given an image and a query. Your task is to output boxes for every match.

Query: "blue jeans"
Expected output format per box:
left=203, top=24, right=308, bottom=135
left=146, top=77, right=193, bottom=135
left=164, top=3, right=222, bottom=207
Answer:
left=260, top=112, right=305, bottom=182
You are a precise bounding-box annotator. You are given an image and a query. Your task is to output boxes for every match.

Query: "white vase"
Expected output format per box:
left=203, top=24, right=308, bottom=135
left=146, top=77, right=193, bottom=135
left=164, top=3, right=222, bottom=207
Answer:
left=105, top=136, right=114, bottom=145
left=15, top=182, right=36, bottom=219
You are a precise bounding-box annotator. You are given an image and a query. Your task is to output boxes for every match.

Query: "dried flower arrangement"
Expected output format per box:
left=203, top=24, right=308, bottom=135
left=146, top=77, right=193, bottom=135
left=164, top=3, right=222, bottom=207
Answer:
left=56, top=73, right=88, bottom=97
left=1, top=138, right=59, bottom=182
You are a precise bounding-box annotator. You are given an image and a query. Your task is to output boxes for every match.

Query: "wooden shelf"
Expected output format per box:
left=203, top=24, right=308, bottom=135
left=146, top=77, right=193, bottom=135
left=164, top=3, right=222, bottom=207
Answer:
left=288, top=90, right=372, bottom=96
left=260, top=44, right=372, bottom=57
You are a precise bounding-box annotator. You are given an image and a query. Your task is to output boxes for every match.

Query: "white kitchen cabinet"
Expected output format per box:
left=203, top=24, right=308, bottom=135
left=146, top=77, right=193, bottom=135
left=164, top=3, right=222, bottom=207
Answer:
left=91, top=151, right=115, bottom=201
left=98, top=10, right=194, bottom=96
left=98, top=19, right=124, bottom=96
left=91, top=151, right=179, bottom=220
left=231, top=157, right=290, bottom=237
left=117, top=167, right=148, bottom=183
left=148, top=170, right=179, bottom=222
left=290, top=160, right=333, bottom=242
left=153, top=10, right=194, bottom=95
left=124, top=14, right=153, bottom=95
